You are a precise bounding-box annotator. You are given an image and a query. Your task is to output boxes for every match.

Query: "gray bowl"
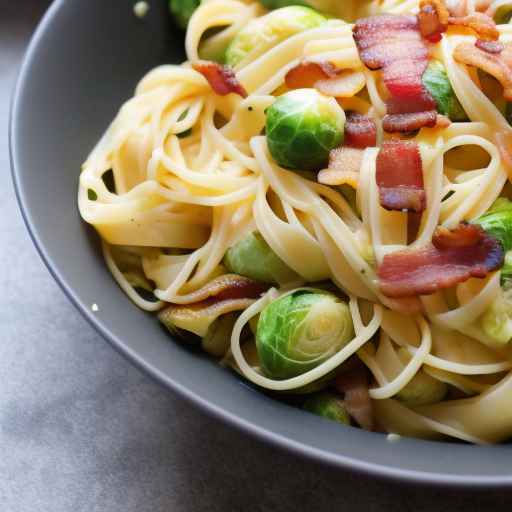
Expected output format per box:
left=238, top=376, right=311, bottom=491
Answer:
left=10, top=0, right=512, bottom=487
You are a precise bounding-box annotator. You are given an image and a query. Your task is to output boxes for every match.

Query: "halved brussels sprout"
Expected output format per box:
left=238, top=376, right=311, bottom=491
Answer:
left=223, top=231, right=298, bottom=284
left=224, top=6, right=326, bottom=67
left=494, top=3, right=512, bottom=24
left=474, top=197, right=512, bottom=252
left=395, top=350, right=448, bottom=407
left=169, top=0, right=200, bottom=29
left=266, top=88, right=345, bottom=170
left=480, top=287, right=512, bottom=344
left=256, top=289, right=354, bottom=379
left=422, top=60, right=468, bottom=121
left=303, top=392, right=350, bottom=424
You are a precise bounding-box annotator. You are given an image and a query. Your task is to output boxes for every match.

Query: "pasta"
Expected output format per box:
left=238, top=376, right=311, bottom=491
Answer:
left=79, top=0, right=512, bottom=443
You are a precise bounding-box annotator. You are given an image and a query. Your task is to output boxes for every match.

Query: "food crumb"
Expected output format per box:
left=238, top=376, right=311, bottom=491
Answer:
left=386, top=433, right=401, bottom=443
left=134, top=1, right=150, bottom=18
left=91, top=303, right=99, bottom=312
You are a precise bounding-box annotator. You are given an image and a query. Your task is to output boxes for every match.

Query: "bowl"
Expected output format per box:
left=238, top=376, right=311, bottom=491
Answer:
left=10, top=0, right=512, bottom=487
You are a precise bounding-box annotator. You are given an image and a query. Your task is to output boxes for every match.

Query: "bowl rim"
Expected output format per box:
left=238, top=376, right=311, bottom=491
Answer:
left=9, top=0, right=512, bottom=489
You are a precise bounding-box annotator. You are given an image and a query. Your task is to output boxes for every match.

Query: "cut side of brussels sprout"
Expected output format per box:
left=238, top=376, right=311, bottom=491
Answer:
left=169, top=0, right=200, bottom=29
left=256, top=289, right=354, bottom=379
left=266, top=88, right=345, bottom=171
left=223, top=231, right=298, bottom=284
left=422, top=60, right=468, bottom=121
left=395, top=350, right=448, bottom=407
left=303, top=392, right=350, bottom=425
left=225, top=6, right=326, bottom=68
left=480, top=288, right=512, bottom=344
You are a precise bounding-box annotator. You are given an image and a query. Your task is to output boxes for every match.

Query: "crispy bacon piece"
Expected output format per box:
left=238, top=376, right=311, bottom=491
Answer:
left=285, top=61, right=366, bottom=98
left=448, top=12, right=499, bottom=40
left=353, top=15, right=437, bottom=132
left=378, top=223, right=504, bottom=298
left=192, top=60, right=247, bottom=98
left=418, top=0, right=449, bottom=42
left=376, top=140, right=426, bottom=212
left=284, top=61, right=338, bottom=89
left=318, top=147, right=364, bottom=187
left=453, top=42, right=512, bottom=100
left=344, top=112, right=377, bottom=148
left=382, top=111, right=438, bottom=133
left=475, top=39, right=504, bottom=54
left=335, top=367, right=374, bottom=431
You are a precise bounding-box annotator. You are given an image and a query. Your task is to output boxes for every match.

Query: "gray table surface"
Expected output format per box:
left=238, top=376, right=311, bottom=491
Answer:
left=2, top=2, right=512, bottom=511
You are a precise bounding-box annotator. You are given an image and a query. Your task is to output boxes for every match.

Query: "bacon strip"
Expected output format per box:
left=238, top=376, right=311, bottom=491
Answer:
left=376, top=140, right=426, bottom=212
left=353, top=15, right=437, bottom=133
left=453, top=42, right=512, bottom=100
left=475, top=39, right=504, bottom=54
left=344, top=112, right=377, bottom=148
left=418, top=0, right=449, bottom=42
left=378, top=223, right=504, bottom=298
left=284, top=61, right=366, bottom=98
left=318, top=147, right=364, bottom=187
left=317, top=112, right=376, bottom=187
left=284, top=61, right=338, bottom=89
left=382, top=111, right=437, bottom=133
left=192, top=61, right=247, bottom=98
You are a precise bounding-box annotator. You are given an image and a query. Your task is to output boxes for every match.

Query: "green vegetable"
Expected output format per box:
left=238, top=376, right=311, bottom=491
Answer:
left=169, top=0, right=200, bottom=29
left=256, top=290, right=354, bottom=379
left=480, top=288, right=512, bottom=344
left=87, top=189, right=98, bottom=201
left=395, top=350, right=448, bottom=406
left=494, top=4, right=512, bottom=24
left=265, top=88, right=345, bottom=170
left=259, top=0, right=365, bottom=21
left=303, top=392, right=350, bottom=424
left=474, top=198, right=512, bottom=253
left=223, top=232, right=298, bottom=284
left=422, top=61, right=468, bottom=121
left=225, top=6, right=326, bottom=67
left=501, top=250, right=512, bottom=287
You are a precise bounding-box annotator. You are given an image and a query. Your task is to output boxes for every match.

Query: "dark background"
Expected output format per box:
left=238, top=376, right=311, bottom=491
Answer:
left=1, top=1, right=511, bottom=510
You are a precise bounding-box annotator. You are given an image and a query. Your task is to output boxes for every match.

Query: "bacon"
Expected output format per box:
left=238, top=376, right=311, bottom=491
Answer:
left=284, top=61, right=338, bottom=89
left=418, top=0, right=449, bottom=42
left=192, top=61, right=247, bottom=98
left=318, top=147, right=364, bottom=187
left=453, top=42, right=512, bottom=100
left=353, top=15, right=437, bottom=133
left=382, top=111, right=438, bottom=133
left=448, top=12, right=499, bottom=40
left=378, top=223, right=504, bottom=298
left=285, top=61, right=366, bottom=98
left=376, top=140, right=426, bottom=212
left=335, top=368, right=373, bottom=431
left=344, top=112, right=377, bottom=148
left=475, top=39, right=504, bottom=54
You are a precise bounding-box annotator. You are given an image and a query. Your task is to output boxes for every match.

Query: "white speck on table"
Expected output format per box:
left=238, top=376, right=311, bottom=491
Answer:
left=133, top=1, right=150, bottom=18
left=91, top=303, right=99, bottom=312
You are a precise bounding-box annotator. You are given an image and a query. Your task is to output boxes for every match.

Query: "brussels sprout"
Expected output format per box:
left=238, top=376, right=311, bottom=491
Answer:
left=494, top=3, right=512, bottom=24
left=395, top=350, right=448, bottom=406
left=303, top=392, right=350, bottom=424
left=169, top=0, right=200, bottom=30
left=422, top=61, right=468, bottom=121
left=266, top=88, right=345, bottom=171
left=223, top=232, right=298, bottom=284
left=225, top=6, right=326, bottom=67
left=256, top=290, right=354, bottom=379
left=480, top=288, right=512, bottom=344
left=473, top=198, right=512, bottom=252
left=501, top=250, right=512, bottom=287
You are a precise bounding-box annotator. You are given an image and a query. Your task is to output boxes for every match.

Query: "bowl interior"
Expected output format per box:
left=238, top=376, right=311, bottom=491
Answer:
left=10, top=0, right=512, bottom=486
